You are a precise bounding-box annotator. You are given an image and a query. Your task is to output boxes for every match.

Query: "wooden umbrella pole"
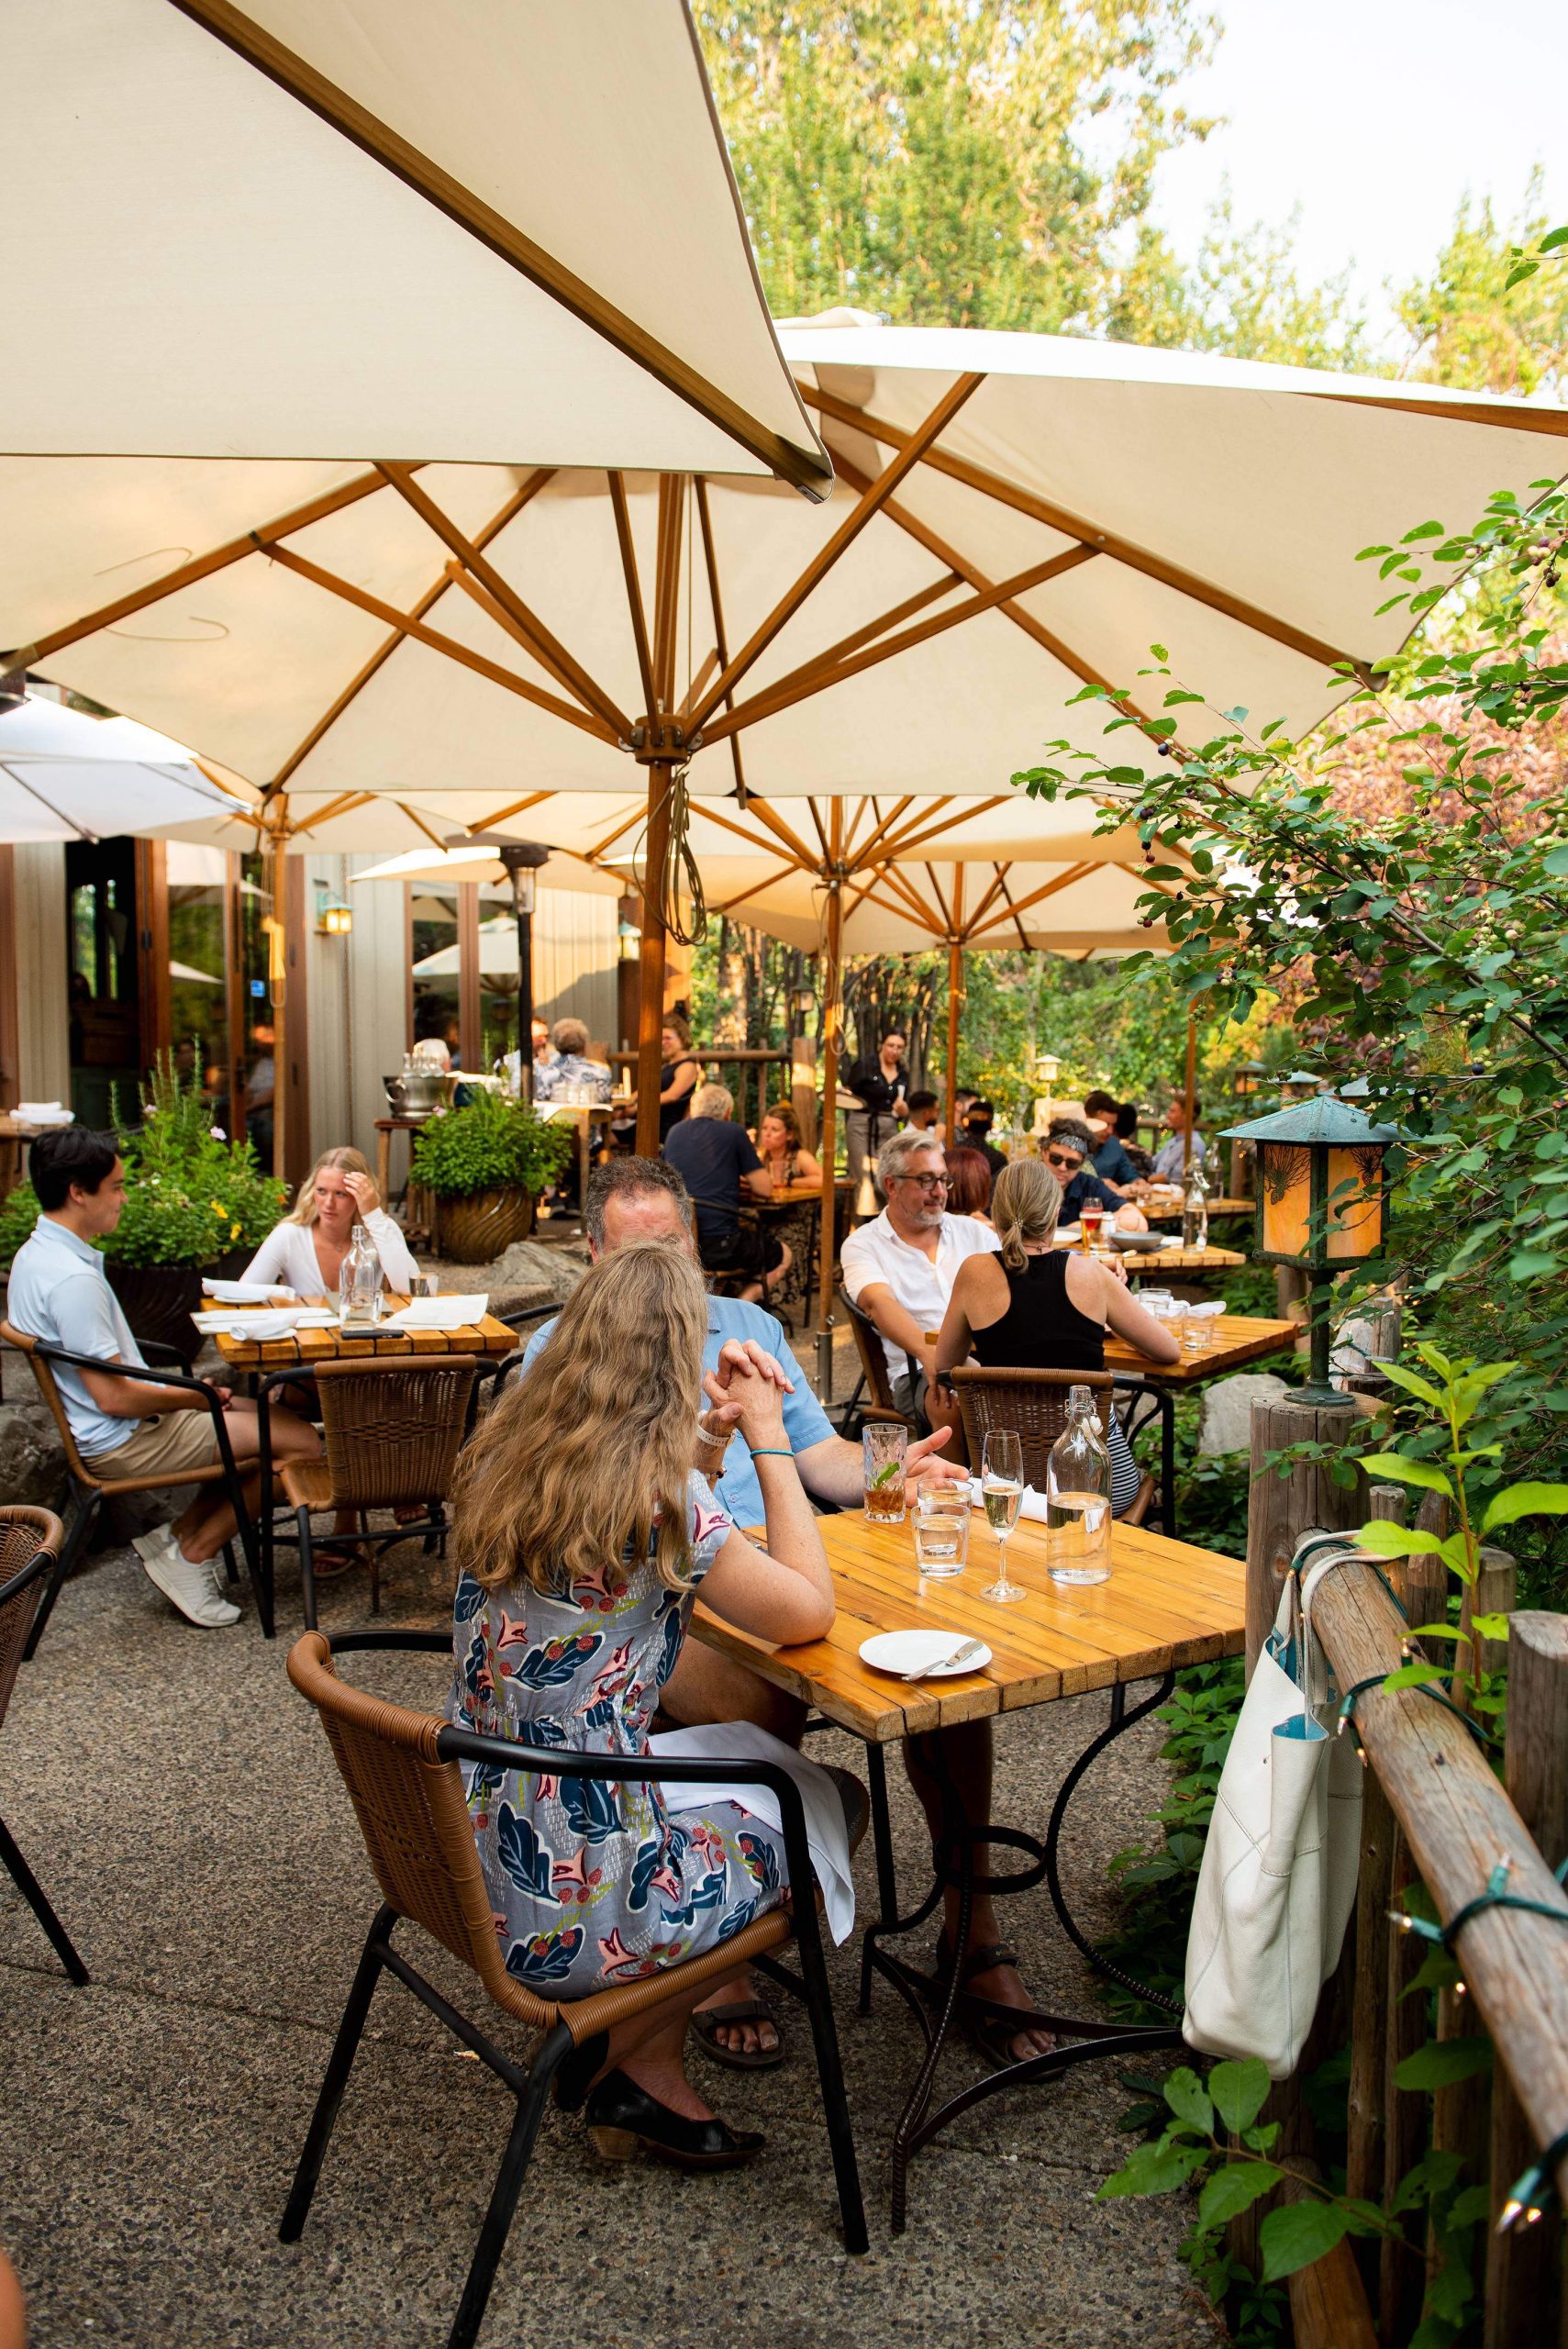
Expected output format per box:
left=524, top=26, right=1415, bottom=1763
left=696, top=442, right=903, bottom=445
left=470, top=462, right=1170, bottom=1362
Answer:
left=1182, top=1008, right=1196, bottom=1177
left=817, top=840, right=845, bottom=1398
left=945, top=937, right=962, bottom=1146
left=264, top=829, right=288, bottom=1181
left=634, top=762, right=673, bottom=1158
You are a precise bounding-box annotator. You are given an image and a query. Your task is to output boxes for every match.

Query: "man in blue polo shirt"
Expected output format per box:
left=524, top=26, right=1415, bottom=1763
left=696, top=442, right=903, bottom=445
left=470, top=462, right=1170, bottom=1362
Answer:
left=520, top=1155, right=1054, bottom=2076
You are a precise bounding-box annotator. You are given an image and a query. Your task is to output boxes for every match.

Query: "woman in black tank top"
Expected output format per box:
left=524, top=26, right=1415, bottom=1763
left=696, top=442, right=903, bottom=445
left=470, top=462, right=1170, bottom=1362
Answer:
left=932, top=1155, right=1179, bottom=1510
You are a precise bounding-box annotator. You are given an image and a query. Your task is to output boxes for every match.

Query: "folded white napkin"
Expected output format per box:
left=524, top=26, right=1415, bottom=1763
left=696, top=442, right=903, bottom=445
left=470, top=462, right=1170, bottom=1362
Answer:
left=380, top=1293, right=488, bottom=1331
left=963, top=1475, right=1051, bottom=1523
left=202, top=1278, right=295, bottom=1304
left=649, top=1720, right=857, bottom=1945
left=190, top=1307, right=338, bottom=1339
left=17, top=1103, right=72, bottom=1126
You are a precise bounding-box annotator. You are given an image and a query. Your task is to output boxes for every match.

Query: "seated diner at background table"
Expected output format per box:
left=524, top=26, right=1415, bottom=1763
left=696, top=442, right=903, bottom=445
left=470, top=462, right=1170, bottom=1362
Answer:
left=755, top=1099, right=821, bottom=1188
left=517, top=1158, right=1051, bottom=2069
left=932, top=1157, right=1179, bottom=1506
left=840, top=1129, right=1000, bottom=1434
left=1083, top=1089, right=1145, bottom=1196
left=663, top=1083, right=787, bottom=1305
left=905, top=1087, right=941, bottom=1137
left=531, top=1016, right=613, bottom=1104
left=960, top=1097, right=1008, bottom=1183
left=239, top=1147, right=419, bottom=1299
left=1041, top=1119, right=1149, bottom=1234
left=6, top=1126, right=319, bottom=1628
left=943, top=1142, right=995, bottom=1223
left=449, top=1239, right=850, bottom=2171
left=1146, top=1092, right=1207, bottom=1186
left=502, top=1014, right=556, bottom=1096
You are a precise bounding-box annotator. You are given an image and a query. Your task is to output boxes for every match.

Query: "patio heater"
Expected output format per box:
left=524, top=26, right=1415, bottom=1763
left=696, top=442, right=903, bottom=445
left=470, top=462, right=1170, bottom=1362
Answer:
left=1220, top=1093, right=1397, bottom=1407
left=453, top=835, right=550, bottom=1094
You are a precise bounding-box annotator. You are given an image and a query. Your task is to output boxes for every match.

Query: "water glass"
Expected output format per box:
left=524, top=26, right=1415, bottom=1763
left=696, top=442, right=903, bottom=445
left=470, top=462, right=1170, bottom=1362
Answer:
left=913, top=1480, right=970, bottom=1577
left=862, top=1422, right=908, bottom=1523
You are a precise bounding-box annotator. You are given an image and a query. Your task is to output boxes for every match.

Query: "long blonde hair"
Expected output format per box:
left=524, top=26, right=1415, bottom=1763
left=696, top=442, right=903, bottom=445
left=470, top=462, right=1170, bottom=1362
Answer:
left=287, top=1147, right=373, bottom=1228
left=452, top=1241, right=708, bottom=1598
left=992, top=1157, right=1062, bottom=1270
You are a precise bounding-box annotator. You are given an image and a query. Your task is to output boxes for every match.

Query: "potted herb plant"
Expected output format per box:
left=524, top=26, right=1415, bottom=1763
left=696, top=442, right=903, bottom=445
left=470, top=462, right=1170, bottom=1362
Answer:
left=408, top=1090, right=573, bottom=1260
left=0, top=1052, right=286, bottom=1358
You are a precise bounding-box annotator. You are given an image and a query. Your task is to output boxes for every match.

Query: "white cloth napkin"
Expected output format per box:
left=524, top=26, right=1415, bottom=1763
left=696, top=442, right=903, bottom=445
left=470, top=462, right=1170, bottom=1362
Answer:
left=189, top=1307, right=338, bottom=1339
left=16, top=1102, right=72, bottom=1126
left=963, top=1475, right=1050, bottom=1524
left=380, top=1293, right=489, bottom=1331
left=649, top=1720, right=857, bottom=1945
left=202, top=1278, right=295, bottom=1304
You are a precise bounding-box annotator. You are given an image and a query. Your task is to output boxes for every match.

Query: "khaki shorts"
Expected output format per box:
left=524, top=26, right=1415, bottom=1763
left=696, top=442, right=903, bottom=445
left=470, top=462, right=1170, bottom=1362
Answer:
left=86, top=1410, right=226, bottom=1481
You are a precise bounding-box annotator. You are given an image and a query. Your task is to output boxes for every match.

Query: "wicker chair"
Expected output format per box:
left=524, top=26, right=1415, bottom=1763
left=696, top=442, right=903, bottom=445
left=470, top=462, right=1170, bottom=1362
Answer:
left=0, top=1509, right=88, bottom=1984
left=261, top=1357, right=480, bottom=1630
left=837, top=1294, right=921, bottom=1441
left=0, top=1319, right=267, bottom=1657
left=283, top=1630, right=866, bottom=2349
left=949, top=1364, right=1155, bottom=1526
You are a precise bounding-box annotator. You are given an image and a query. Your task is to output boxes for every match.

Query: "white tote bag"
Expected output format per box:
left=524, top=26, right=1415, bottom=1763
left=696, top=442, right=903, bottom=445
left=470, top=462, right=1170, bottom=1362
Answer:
left=1183, top=1545, right=1362, bottom=2079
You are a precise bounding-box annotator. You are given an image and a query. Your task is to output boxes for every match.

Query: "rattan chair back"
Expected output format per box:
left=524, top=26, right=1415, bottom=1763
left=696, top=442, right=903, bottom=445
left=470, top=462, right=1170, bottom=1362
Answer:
left=951, top=1364, right=1115, bottom=1491
left=0, top=1510, right=62, bottom=1730
left=312, top=1356, right=479, bottom=1512
left=287, top=1631, right=549, bottom=2024
left=0, top=1322, right=95, bottom=1485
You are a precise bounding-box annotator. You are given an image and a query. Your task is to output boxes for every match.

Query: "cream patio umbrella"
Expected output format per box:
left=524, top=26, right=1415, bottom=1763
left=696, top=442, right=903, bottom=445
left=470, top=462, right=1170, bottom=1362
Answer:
left=2, top=0, right=829, bottom=1167
left=0, top=693, right=252, bottom=843
left=12, top=314, right=1566, bottom=1156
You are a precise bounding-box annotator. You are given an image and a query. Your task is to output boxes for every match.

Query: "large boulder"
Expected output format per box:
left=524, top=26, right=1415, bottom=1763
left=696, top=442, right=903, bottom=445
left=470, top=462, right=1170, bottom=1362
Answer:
left=0, top=1400, right=65, bottom=1508
left=415, top=1235, right=586, bottom=1324
left=1196, top=1372, right=1289, bottom=1457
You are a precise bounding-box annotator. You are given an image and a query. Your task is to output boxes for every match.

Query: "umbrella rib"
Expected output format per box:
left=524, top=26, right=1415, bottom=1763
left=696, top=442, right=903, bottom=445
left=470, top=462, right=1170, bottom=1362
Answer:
left=874, top=795, right=1016, bottom=864
left=862, top=870, right=943, bottom=935
left=457, top=791, right=558, bottom=835
left=923, top=863, right=955, bottom=933
left=0, top=761, right=96, bottom=841
left=9, top=465, right=402, bottom=669
left=841, top=796, right=873, bottom=859
left=804, top=383, right=1375, bottom=679
left=851, top=796, right=917, bottom=868
left=698, top=545, right=1095, bottom=744
left=166, top=1, right=829, bottom=497
left=377, top=462, right=629, bottom=735
left=806, top=797, right=833, bottom=864
left=690, top=475, right=748, bottom=804
left=989, top=863, right=1032, bottom=952
left=688, top=372, right=987, bottom=732
left=394, top=800, right=452, bottom=853
left=828, top=451, right=1165, bottom=745
left=713, top=860, right=799, bottom=918
left=738, top=796, right=819, bottom=869
left=692, top=572, right=964, bottom=740
left=607, top=473, right=659, bottom=719
left=268, top=470, right=553, bottom=791
left=438, top=561, right=625, bottom=729
left=651, top=477, right=684, bottom=710
left=960, top=867, right=1009, bottom=938
left=259, top=542, right=618, bottom=742
left=675, top=799, right=811, bottom=867
left=1307, top=389, right=1568, bottom=440
left=972, top=863, right=1096, bottom=931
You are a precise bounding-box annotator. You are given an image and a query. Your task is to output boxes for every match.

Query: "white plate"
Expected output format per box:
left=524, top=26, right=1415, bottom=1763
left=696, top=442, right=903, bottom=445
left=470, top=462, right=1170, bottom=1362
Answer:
left=858, top=1630, right=993, bottom=1679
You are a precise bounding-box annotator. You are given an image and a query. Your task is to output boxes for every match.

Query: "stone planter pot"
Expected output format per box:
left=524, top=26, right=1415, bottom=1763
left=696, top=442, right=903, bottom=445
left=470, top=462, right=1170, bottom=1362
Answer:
left=436, top=1186, right=537, bottom=1263
left=105, top=1260, right=206, bottom=1364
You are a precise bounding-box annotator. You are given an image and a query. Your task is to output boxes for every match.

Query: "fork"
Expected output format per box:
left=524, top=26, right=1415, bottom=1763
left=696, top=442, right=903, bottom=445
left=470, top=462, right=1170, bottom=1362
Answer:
left=902, top=1637, right=985, bottom=1681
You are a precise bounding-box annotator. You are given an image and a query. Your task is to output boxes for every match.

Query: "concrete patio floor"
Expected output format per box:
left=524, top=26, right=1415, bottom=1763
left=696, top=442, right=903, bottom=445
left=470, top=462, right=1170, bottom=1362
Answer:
left=0, top=1521, right=1221, bottom=2349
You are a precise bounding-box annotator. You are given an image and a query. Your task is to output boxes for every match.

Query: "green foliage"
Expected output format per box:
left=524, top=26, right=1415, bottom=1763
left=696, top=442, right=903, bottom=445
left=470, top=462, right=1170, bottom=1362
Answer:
left=1395, top=181, right=1568, bottom=395
left=407, top=1092, right=573, bottom=1201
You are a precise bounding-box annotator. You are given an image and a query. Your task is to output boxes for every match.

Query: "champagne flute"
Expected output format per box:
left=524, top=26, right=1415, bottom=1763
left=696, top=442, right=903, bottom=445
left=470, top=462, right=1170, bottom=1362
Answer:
left=980, top=1430, right=1025, bottom=1604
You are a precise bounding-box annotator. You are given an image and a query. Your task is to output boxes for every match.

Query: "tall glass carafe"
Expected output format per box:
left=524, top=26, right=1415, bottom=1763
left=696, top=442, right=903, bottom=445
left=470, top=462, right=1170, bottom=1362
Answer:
left=1046, top=1385, right=1111, bottom=1586
left=339, top=1220, right=384, bottom=1329
left=1182, top=1161, right=1208, bottom=1250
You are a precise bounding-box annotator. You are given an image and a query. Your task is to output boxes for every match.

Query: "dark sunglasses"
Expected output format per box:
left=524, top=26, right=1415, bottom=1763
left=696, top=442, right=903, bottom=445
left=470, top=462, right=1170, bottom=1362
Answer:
left=1045, top=1151, right=1084, bottom=1172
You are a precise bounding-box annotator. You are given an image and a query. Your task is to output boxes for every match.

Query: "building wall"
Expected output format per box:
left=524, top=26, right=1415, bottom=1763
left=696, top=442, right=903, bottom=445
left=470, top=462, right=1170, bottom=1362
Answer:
left=533, top=887, right=619, bottom=1052
left=11, top=842, right=70, bottom=1106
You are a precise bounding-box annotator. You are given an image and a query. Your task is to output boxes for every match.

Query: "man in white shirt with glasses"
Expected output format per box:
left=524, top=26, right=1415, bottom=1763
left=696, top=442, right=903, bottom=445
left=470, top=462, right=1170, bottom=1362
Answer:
left=840, top=1129, right=1000, bottom=1425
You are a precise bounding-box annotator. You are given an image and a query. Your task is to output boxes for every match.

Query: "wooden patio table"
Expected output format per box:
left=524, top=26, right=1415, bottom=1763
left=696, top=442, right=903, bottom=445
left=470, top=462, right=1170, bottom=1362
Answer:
left=755, top=1176, right=853, bottom=1325
left=692, top=1504, right=1244, bottom=2227
left=1141, top=1195, right=1254, bottom=1221
left=212, top=1297, right=516, bottom=1374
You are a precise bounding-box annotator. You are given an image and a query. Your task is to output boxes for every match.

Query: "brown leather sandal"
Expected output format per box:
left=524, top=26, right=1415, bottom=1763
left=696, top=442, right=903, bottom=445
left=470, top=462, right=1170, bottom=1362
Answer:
left=690, top=1997, right=785, bottom=2071
left=931, top=1933, right=1058, bottom=2068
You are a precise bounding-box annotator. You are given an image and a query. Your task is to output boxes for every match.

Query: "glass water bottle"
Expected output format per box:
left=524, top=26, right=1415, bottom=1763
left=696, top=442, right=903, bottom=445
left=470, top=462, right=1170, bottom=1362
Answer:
left=1182, top=1161, right=1208, bottom=1250
left=1046, top=1385, right=1112, bottom=1586
left=339, top=1222, right=384, bottom=1329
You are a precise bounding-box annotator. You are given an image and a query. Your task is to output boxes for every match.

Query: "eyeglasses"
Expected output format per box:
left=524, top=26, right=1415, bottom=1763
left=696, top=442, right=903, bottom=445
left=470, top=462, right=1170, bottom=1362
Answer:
left=1045, top=1152, right=1084, bottom=1173
left=900, top=1173, right=951, bottom=1192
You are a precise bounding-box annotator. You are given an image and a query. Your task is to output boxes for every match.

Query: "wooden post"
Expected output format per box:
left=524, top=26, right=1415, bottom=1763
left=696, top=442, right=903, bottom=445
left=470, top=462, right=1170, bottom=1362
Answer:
left=634, top=763, right=673, bottom=1159
left=944, top=936, right=962, bottom=1146
left=1243, top=1396, right=1365, bottom=1676
left=1283, top=2165, right=1379, bottom=2349
left=1485, top=1612, right=1568, bottom=2349
left=263, top=832, right=288, bottom=1180
left=791, top=1031, right=817, bottom=1153
left=1182, top=1008, right=1196, bottom=1178
left=1347, top=1486, right=1407, bottom=2290
left=816, top=834, right=844, bottom=1398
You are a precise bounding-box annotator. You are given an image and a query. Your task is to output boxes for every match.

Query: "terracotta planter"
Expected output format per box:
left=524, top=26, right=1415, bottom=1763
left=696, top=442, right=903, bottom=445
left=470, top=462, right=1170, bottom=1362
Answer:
left=105, top=1260, right=206, bottom=1364
left=436, top=1186, right=537, bottom=1263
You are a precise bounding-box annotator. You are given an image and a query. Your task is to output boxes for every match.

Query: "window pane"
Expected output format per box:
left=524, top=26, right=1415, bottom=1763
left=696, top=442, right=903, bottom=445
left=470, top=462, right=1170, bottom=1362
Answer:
left=411, top=887, right=461, bottom=1060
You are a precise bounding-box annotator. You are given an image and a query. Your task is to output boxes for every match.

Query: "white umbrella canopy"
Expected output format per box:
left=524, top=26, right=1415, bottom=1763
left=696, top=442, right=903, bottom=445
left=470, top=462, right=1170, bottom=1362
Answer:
left=0, top=693, right=252, bottom=843
left=5, top=0, right=828, bottom=489
left=350, top=843, right=623, bottom=901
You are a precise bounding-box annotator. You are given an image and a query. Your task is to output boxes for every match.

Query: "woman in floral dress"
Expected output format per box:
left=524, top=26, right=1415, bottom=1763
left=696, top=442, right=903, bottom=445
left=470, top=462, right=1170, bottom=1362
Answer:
left=449, top=1239, right=837, bottom=2170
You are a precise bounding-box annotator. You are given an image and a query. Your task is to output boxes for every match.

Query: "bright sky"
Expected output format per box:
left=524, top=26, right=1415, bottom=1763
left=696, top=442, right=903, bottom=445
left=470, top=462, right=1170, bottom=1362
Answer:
left=1151, top=0, right=1567, bottom=348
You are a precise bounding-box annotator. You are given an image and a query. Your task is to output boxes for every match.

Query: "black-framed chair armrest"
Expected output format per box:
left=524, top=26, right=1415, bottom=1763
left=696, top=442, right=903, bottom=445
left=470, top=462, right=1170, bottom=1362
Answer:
left=495, top=1301, right=557, bottom=1335
left=252, top=1365, right=324, bottom=1535
left=139, top=1337, right=195, bottom=1370
left=28, top=1338, right=225, bottom=1409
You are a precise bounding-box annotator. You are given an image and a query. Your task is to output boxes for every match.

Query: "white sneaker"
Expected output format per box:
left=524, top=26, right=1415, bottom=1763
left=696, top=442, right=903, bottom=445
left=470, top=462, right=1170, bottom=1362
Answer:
left=132, top=1526, right=241, bottom=1628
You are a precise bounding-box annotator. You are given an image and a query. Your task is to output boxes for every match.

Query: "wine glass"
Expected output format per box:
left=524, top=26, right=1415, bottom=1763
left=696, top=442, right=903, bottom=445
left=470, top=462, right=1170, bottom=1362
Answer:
left=980, top=1430, right=1025, bottom=1604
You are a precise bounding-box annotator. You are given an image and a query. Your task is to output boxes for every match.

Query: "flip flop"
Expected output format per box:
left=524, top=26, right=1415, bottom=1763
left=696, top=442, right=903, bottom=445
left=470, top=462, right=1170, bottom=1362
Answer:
left=690, top=1998, right=785, bottom=2071
left=309, top=1542, right=368, bottom=1581
left=931, top=1934, right=1058, bottom=2069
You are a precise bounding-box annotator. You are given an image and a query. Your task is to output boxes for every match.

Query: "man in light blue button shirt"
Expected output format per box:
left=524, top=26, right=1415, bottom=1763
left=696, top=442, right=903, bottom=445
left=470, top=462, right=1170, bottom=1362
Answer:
left=520, top=1156, right=1052, bottom=2072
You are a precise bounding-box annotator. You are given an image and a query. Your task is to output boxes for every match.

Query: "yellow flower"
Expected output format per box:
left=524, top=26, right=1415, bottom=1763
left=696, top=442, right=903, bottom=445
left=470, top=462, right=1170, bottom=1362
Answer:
left=209, top=1198, right=225, bottom=1213
left=231, top=1223, right=241, bottom=1240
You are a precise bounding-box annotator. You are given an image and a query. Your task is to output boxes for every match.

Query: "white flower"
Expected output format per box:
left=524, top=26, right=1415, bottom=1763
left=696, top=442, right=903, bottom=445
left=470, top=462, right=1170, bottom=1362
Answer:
left=209, top=1125, right=227, bottom=1141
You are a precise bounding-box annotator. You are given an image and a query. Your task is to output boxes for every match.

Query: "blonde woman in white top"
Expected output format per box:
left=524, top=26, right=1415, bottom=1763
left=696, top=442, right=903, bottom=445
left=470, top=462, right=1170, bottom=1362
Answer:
left=241, top=1148, right=418, bottom=1300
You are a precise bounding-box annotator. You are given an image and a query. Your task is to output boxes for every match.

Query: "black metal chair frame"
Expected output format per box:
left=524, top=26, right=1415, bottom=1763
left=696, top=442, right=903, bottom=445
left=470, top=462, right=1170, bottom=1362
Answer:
left=835, top=1293, right=921, bottom=1442
left=0, top=1532, right=89, bottom=1984
left=11, top=1335, right=267, bottom=1657
left=283, top=1631, right=867, bottom=2349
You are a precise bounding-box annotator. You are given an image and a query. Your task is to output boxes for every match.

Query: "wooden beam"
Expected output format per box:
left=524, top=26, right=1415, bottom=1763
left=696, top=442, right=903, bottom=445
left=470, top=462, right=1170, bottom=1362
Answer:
left=168, top=2, right=833, bottom=496
left=700, top=543, right=1096, bottom=744
left=269, top=470, right=550, bottom=789
left=712, top=861, right=798, bottom=918
left=841, top=796, right=874, bottom=859
left=958, top=866, right=1010, bottom=940
left=874, top=795, right=1012, bottom=866
left=9, top=463, right=400, bottom=667
left=1312, top=389, right=1568, bottom=440
left=651, top=475, right=685, bottom=712
left=634, top=764, right=674, bottom=1155
left=850, top=795, right=917, bottom=869
left=737, top=796, right=820, bottom=871
left=971, top=861, right=1095, bottom=929
left=871, top=862, right=949, bottom=936
left=990, top=862, right=1032, bottom=952
left=805, top=797, right=833, bottom=864
left=459, top=790, right=556, bottom=834
left=805, top=382, right=1373, bottom=679
left=259, top=541, right=618, bottom=741
left=689, top=371, right=987, bottom=731
left=691, top=473, right=749, bottom=801
left=608, top=472, right=658, bottom=720
left=678, top=798, right=812, bottom=866
left=378, top=460, right=630, bottom=734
